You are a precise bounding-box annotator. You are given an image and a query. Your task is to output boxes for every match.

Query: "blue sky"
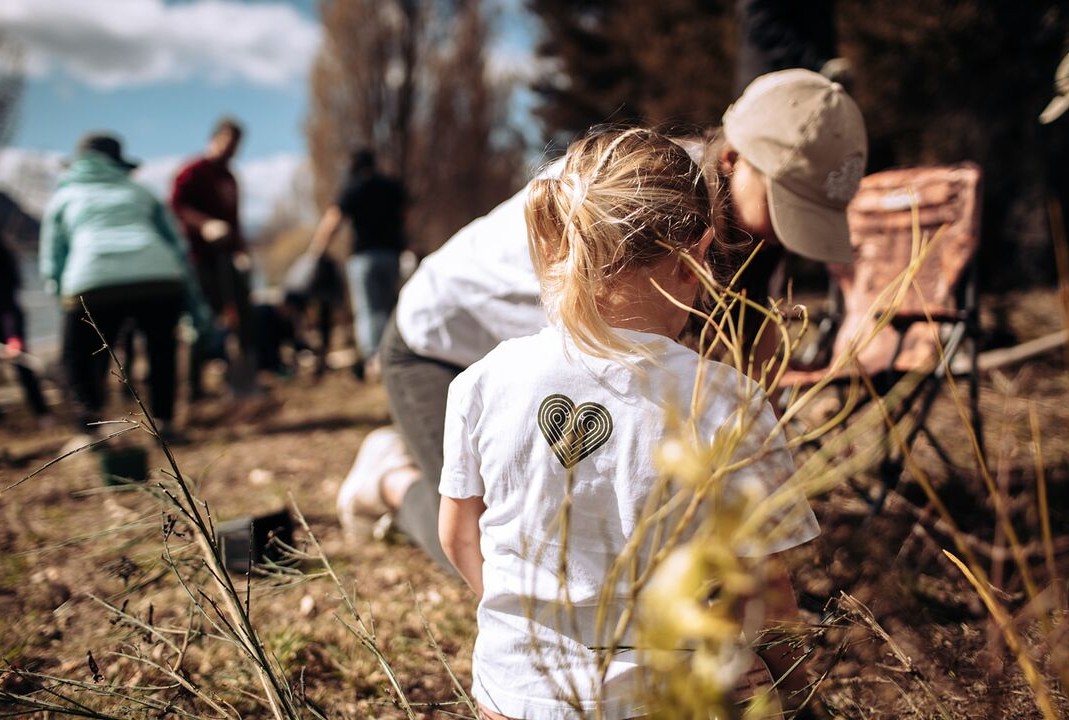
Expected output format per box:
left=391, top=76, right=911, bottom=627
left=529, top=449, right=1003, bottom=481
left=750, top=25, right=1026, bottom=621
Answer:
left=0, top=0, right=537, bottom=226
left=9, top=0, right=319, bottom=160
left=17, top=65, right=311, bottom=160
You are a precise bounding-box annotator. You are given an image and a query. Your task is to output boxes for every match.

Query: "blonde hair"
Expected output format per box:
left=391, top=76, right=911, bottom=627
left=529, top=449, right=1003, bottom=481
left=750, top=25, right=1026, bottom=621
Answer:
left=526, top=127, right=714, bottom=358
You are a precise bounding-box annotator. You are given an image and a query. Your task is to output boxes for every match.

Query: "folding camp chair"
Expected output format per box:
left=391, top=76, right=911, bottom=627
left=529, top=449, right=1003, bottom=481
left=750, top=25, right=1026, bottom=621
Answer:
left=776, top=162, right=985, bottom=512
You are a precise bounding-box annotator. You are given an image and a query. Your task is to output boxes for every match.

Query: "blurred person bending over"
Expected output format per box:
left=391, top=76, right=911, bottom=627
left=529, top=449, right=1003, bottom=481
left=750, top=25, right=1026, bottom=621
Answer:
left=308, top=148, right=407, bottom=381
left=338, top=71, right=866, bottom=579
left=712, top=68, right=866, bottom=375
left=39, top=133, right=207, bottom=439
left=171, top=116, right=258, bottom=399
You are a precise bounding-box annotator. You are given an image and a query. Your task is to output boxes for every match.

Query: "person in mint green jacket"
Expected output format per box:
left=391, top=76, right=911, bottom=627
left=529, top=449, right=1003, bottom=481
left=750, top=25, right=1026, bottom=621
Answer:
left=40, top=132, right=208, bottom=438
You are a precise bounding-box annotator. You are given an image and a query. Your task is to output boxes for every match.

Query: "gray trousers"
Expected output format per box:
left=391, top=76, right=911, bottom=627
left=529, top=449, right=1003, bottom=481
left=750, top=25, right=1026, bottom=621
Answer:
left=379, top=315, right=462, bottom=571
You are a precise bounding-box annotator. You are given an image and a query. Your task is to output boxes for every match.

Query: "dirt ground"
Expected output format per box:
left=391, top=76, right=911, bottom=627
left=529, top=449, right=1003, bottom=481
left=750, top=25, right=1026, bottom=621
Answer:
left=1, top=287, right=1067, bottom=719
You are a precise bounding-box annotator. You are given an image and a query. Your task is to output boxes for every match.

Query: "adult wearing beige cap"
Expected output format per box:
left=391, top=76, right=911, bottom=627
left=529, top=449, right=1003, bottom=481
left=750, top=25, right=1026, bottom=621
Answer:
left=341, top=69, right=868, bottom=577
left=719, top=68, right=867, bottom=265
left=711, top=68, right=867, bottom=374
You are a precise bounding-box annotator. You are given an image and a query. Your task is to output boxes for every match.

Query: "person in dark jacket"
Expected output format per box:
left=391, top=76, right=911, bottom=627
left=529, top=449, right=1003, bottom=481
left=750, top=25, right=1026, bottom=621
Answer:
left=308, top=148, right=407, bottom=380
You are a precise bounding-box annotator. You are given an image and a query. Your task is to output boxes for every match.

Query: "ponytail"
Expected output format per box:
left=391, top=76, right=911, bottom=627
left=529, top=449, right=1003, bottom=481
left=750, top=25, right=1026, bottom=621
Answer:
left=525, top=127, right=714, bottom=358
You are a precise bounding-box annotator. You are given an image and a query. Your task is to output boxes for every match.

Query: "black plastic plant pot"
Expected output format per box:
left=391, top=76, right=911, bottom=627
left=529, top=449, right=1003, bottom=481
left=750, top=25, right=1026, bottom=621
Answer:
left=98, top=445, right=149, bottom=485
left=215, top=509, right=295, bottom=574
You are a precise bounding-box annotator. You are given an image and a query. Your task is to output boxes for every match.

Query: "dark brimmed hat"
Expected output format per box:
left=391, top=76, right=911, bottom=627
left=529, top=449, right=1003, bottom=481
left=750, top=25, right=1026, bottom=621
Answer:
left=72, top=133, right=140, bottom=170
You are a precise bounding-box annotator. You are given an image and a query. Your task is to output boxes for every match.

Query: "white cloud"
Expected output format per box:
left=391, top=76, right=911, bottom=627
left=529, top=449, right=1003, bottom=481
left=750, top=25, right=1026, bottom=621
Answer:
left=0, top=147, right=306, bottom=233
left=1, top=0, right=321, bottom=89
left=239, top=153, right=314, bottom=227
left=131, top=154, right=182, bottom=203
left=482, top=0, right=540, bottom=84
left=0, top=147, right=63, bottom=216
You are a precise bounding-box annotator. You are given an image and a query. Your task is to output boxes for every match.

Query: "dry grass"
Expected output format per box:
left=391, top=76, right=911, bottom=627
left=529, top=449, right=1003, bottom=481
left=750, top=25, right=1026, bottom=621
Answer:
left=0, top=363, right=475, bottom=718
left=0, top=280, right=1067, bottom=718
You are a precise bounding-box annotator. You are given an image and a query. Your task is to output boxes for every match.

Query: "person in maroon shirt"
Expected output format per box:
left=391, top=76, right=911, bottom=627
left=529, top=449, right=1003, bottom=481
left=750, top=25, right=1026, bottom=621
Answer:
left=171, top=117, right=259, bottom=399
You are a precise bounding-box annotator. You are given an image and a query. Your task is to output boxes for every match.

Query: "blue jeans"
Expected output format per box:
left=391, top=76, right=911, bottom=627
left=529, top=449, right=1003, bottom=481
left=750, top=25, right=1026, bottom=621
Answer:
left=345, top=250, right=400, bottom=357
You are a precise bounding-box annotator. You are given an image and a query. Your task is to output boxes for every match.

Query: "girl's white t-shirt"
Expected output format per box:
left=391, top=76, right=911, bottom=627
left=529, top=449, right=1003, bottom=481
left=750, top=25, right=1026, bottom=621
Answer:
left=440, top=326, right=820, bottom=720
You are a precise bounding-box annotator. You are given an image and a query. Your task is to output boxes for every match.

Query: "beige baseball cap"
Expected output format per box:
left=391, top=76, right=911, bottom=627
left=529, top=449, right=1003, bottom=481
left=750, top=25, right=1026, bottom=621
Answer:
left=1040, top=52, right=1069, bottom=125
left=723, top=68, right=868, bottom=264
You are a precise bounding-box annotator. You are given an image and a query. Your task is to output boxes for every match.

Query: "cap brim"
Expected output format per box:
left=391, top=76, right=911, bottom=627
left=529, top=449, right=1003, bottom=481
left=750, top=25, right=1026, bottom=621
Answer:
left=766, top=179, right=854, bottom=264
left=1040, top=94, right=1069, bottom=124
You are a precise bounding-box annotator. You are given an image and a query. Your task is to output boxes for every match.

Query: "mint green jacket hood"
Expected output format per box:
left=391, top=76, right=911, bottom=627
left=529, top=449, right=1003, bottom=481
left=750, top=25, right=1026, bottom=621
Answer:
left=39, top=151, right=196, bottom=298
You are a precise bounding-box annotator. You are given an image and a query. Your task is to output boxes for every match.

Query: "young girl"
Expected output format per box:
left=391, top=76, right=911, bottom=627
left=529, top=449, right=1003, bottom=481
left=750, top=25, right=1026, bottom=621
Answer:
left=438, top=127, right=822, bottom=719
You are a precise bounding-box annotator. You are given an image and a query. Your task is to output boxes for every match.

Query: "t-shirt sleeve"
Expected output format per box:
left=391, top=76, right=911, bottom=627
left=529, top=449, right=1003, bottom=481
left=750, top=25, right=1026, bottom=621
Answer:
left=717, top=380, right=820, bottom=557
left=439, top=369, right=485, bottom=499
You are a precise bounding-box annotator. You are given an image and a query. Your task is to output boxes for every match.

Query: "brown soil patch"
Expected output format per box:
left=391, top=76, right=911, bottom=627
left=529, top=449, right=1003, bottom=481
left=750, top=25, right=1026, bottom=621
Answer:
left=1, top=287, right=1067, bottom=718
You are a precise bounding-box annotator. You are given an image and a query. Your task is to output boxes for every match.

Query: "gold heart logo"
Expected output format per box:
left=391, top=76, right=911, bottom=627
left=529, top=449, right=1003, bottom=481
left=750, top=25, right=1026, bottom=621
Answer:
left=538, top=394, right=613, bottom=469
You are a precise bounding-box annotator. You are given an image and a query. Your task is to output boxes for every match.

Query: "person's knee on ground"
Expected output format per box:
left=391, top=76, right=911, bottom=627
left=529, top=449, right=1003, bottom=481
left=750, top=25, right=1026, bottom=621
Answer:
left=336, top=425, right=420, bottom=537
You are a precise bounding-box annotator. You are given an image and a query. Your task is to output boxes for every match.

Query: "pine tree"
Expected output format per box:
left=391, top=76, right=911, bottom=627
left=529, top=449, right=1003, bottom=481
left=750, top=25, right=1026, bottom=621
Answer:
left=526, top=0, right=734, bottom=145
left=839, top=0, right=1069, bottom=287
